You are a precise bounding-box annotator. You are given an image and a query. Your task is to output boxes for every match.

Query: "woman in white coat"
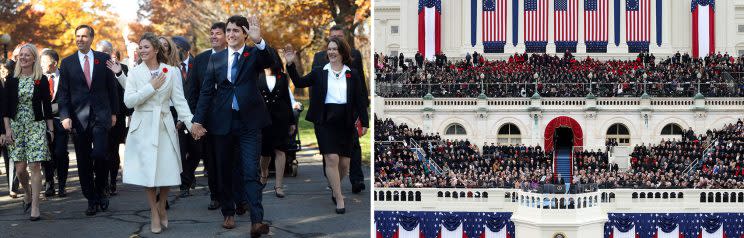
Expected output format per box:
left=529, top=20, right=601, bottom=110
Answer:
left=109, top=32, right=195, bottom=234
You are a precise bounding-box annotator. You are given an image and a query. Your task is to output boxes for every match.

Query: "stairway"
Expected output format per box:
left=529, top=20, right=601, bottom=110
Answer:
left=554, top=148, right=572, bottom=183
left=408, top=138, right=442, bottom=175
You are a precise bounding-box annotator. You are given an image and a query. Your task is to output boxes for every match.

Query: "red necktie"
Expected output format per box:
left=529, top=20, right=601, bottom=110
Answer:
left=84, top=55, right=92, bottom=89
left=49, top=74, right=55, bottom=100
left=180, top=63, right=187, bottom=81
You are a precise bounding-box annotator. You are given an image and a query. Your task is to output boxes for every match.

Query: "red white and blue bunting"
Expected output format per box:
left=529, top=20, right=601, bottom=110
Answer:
left=375, top=211, right=515, bottom=238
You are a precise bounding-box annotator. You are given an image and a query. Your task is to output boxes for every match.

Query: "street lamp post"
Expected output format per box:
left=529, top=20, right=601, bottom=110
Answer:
left=588, top=72, right=594, bottom=94
left=697, top=71, right=702, bottom=94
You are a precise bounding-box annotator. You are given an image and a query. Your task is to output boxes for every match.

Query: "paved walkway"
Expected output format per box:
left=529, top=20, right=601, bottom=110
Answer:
left=0, top=144, right=370, bottom=238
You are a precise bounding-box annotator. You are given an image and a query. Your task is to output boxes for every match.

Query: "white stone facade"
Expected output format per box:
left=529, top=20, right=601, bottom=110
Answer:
left=376, top=96, right=744, bottom=149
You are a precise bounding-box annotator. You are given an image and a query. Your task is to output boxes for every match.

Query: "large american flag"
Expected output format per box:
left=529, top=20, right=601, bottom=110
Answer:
left=483, top=0, right=507, bottom=53
left=626, top=0, right=650, bottom=43
left=554, top=0, right=578, bottom=42
left=483, top=0, right=507, bottom=44
left=524, top=0, right=548, bottom=43
left=418, top=0, right=442, bottom=60
left=584, top=0, right=608, bottom=43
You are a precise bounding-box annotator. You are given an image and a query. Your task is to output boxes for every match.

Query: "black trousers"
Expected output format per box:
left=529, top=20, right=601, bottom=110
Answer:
left=107, top=115, right=126, bottom=187
left=2, top=147, right=19, bottom=193
left=72, top=125, right=109, bottom=205
left=178, top=128, right=205, bottom=190
left=203, top=135, right=219, bottom=201
left=348, top=135, right=364, bottom=184
left=213, top=113, right=264, bottom=222
left=43, top=118, right=70, bottom=189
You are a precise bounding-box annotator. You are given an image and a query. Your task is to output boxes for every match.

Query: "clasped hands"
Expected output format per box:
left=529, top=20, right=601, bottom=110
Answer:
left=191, top=123, right=207, bottom=140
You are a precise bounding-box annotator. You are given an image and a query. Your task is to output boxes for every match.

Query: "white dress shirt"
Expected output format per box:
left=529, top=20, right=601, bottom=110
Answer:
left=323, top=63, right=350, bottom=104
left=78, top=50, right=95, bottom=76
left=47, top=69, right=60, bottom=98
left=266, top=75, right=296, bottom=105
left=226, top=46, right=243, bottom=82
left=47, top=69, right=61, bottom=114
left=226, top=40, right=267, bottom=82
left=266, top=75, right=276, bottom=91
left=181, top=56, right=191, bottom=74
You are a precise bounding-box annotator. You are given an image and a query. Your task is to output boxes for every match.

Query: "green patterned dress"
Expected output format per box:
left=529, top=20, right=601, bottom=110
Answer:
left=8, top=75, right=49, bottom=162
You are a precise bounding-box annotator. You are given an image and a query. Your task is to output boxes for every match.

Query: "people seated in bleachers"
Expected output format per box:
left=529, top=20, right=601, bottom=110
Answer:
left=375, top=117, right=744, bottom=189
left=375, top=52, right=744, bottom=98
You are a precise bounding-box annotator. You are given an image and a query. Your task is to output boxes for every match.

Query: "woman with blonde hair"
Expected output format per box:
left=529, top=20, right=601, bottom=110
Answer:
left=2, top=43, right=54, bottom=221
left=158, top=36, right=181, bottom=67
left=108, top=32, right=194, bottom=234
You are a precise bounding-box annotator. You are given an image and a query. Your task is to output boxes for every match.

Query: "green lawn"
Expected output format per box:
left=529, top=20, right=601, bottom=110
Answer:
left=297, top=99, right=371, bottom=164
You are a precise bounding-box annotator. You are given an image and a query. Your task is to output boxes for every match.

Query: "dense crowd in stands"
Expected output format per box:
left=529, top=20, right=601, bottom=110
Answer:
left=375, top=117, right=440, bottom=142
left=374, top=117, right=744, bottom=190
left=698, top=119, right=744, bottom=188
left=375, top=51, right=744, bottom=98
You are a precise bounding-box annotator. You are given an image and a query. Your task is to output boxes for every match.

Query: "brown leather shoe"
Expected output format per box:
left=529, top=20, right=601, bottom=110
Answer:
left=251, top=223, right=269, bottom=237
left=222, top=216, right=235, bottom=229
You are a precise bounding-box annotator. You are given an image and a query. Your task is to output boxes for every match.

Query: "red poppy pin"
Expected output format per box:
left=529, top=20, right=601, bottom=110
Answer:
left=276, top=74, right=282, bottom=79
left=243, top=52, right=250, bottom=57
left=188, top=63, right=193, bottom=68
left=345, top=73, right=351, bottom=78
left=94, top=59, right=100, bottom=64
left=162, top=68, right=169, bottom=73
left=34, top=80, right=41, bottom=86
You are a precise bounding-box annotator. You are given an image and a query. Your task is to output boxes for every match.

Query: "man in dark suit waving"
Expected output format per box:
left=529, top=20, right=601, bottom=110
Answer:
left=57, top=25, right=120, bottom=216
left=191, top=15, right=273, bottom=236
left=310, top=25, right=368, bottom=194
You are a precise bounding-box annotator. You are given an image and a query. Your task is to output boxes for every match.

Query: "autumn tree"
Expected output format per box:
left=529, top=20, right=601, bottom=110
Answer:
left=0, top=0, right=125, bottom=57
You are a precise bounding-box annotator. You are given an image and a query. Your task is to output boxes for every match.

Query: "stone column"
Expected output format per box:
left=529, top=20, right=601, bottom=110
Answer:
left=401, top=0, right=419, bottom=55
left=649, top=0, right=658, bottom=52
left=659, top=0, right=672, bottom=53
left=504, top=0, right=513, bottom=54
left=577, top=0, right=587, bottom=53
left=476, top=0, right=486, bottom=53
left=547, top=0, right=556, bottom=53
left=516, top=1, right=526, bottom=52
left=618, top=0, right=629, bottom=52
left=607, top=0, right=616, bottom=52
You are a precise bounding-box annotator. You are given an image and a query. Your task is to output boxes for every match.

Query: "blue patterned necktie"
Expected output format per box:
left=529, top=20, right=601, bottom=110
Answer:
left=231, top=52, right=239, bottom=110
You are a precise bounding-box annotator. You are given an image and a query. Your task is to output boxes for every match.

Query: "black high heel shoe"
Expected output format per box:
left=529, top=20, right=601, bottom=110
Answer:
left=274, top=187, right=285, bottom=198
left=29, top=216, right=40, bottom=221
left=335, top=208, right=346, bottom=214
left=335, top=196, right=346, bottom=214
left=22, top=200, right=31, bottom=213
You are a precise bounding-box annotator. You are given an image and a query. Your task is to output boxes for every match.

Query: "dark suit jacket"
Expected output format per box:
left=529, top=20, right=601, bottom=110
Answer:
left=193, top=44, right=274, bottom=135
left=170, top=55, right=195, bottom=121
left=186, top=52, right=209, bottom=112
left=286, top=64, right=369, bottom=128
left=4, top=75, right=53, bottom=121
left=57, top=51, right=120, bottom=130
left=117, top=64, right=132, bottom=117
left=258, top=72, right=295, bottom=127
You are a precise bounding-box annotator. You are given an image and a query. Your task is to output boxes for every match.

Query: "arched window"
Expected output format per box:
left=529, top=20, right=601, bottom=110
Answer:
left=497, top=123, right=521, bottom=145
left=607, top=123, right=630, bottom=145
left=661, top=123, right=683, bottom=135
left=445, top=123, right=467, bottom=135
